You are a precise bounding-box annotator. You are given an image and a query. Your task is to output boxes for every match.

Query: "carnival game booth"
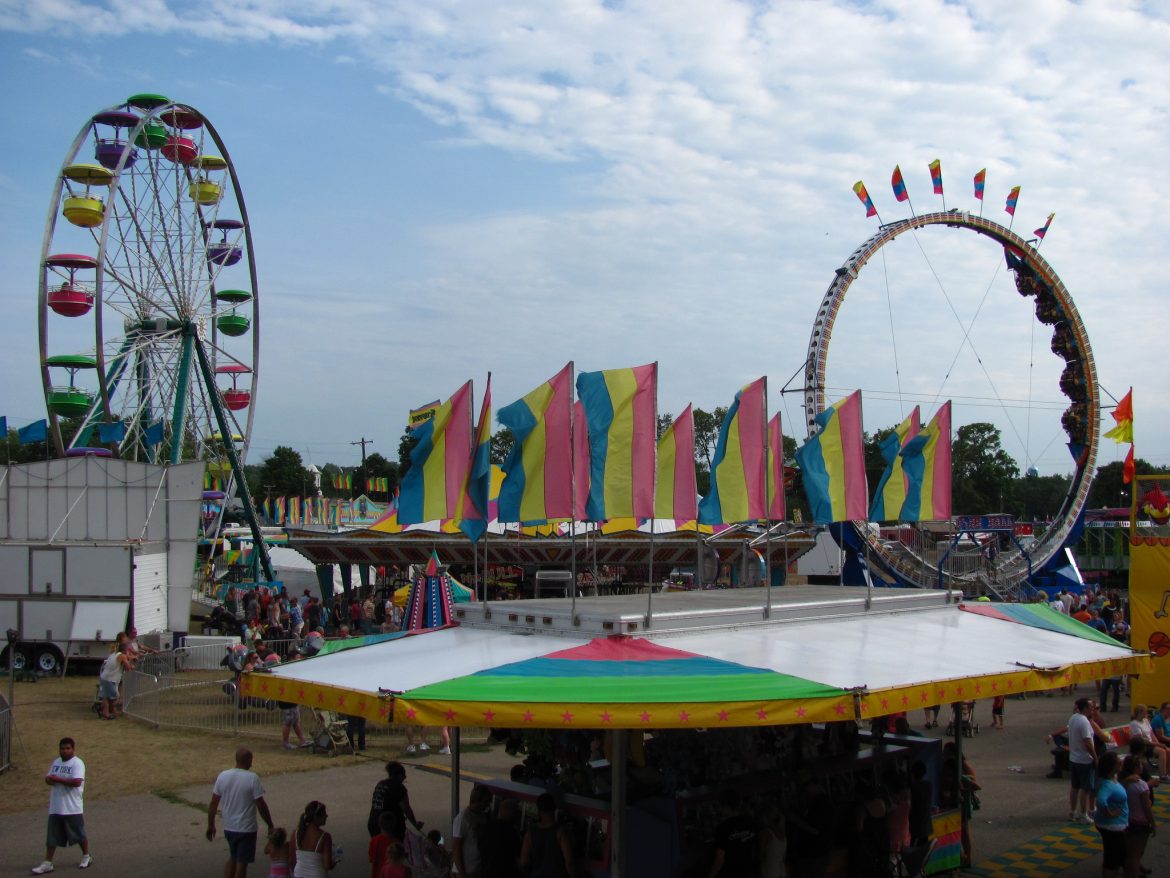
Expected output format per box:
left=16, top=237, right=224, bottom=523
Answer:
left=241, top=587, right=1151, bottom=878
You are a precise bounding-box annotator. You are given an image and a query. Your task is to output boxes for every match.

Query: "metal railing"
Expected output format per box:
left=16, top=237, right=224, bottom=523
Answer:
left=121, top=642, right=412, bottom=744
left=0, top=693, right=12, bottom=773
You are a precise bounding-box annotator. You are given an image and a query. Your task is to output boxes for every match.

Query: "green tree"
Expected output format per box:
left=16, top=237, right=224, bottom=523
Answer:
left=1087, top=458, right=1169, bottom=510
left=490, top=428, right=514, bottom=465
left=657, top=412, right=673, bottom=441
left=397, top=429, right=419, bottom=477
left=258, top=446, right=310, bottom=498
left=951, top=422, right=1019, bottom=515
left=1012, top=471, right=1072, bottom=520
left=354, top=451, right=399, bottom=497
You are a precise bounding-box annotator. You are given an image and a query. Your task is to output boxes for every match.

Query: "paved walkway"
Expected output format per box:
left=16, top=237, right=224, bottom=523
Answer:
left=2, top=688, right=1166, bottom=876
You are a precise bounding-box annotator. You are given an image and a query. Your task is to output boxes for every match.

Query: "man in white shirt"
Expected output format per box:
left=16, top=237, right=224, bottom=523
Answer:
left=207, top=747, right=274, bottom=878
left=1065, top=697, right=1097, bottom=823
left=32, top=736, right=92, bottom=872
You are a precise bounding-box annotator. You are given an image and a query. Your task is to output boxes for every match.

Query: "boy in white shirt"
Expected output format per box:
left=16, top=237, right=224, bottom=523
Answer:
left=32, top=736, right=92, bottom=872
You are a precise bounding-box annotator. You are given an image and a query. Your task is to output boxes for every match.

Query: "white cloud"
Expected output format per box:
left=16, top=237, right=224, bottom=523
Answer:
left=1, top=0, right=1168, bottom=473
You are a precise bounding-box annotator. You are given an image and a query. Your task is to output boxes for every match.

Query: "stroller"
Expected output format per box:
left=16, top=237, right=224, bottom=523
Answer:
left=404, top=822, right=451, bottom=878
left=944, top=700, right=980, bottom=737
left=308, top=708, right=354, bottom=756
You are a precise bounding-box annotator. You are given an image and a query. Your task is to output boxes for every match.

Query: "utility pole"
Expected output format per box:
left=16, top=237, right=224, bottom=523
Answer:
left=351, top=436, right=371, bottom=466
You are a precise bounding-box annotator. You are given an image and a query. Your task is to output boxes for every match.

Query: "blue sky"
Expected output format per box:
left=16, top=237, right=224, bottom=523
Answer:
left=1, top=0, right=1166, bottom=481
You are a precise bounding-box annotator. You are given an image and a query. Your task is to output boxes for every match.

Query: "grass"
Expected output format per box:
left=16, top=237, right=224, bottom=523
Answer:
left=0, top=674, right=487, bottom=816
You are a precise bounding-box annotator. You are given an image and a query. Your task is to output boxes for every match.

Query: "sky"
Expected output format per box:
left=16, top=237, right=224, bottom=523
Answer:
left=0, top=0, right=1166, bottom=483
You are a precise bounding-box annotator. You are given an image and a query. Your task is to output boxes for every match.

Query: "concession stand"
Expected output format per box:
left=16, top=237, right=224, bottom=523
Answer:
left=242, top=584, right=1152, bottom=877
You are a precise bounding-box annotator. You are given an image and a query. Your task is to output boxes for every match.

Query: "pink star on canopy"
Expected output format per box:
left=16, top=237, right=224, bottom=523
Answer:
left=880, top=698, right=889, bottom=710
left=405, top=708, right=418, bottom=720
left=561, top=711, right=574, bottom=724
left=523, top=710, right=534, bottom=723
left=756, top=709, right=768, bottom=720
left=640, top=712, right=652, bottom=723
left=795, top=707, right=807, bottom=718
left=445, top=709, right=457, bottom=721
left=678, top=710, right=691, bottom=723
left=717, top=710, right=730, bottom=722
left=834, top=704, right=846, bottom=715
left=483, top=709, right=496, bottom=722
left=600, top=711, right=613, bottom=724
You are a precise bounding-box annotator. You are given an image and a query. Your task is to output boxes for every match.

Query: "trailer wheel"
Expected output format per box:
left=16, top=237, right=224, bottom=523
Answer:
left=36, top=649, right=62, bottom=675
left=5, top=647, right=29, bottom=672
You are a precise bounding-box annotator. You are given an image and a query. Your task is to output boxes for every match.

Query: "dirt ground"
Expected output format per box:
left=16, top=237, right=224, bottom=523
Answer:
left=0, top=673, right=470, bottom=815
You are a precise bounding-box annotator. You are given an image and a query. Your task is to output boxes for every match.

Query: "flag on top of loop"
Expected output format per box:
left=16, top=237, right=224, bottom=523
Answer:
left=868, top=407, right=921, bottom=522
left=890, top=166, right=909, bottom=202
left=498, top=363, right=574, bottom=523
left=398, top=381, right=474, bottom=524
left=576, top=363, right=657, bottom=521
left=794, top=391, right=867, bottom=524
left=767, top=413, right=786, bottom=520
left=973, top=168, right=986, bottom=201
left=929, top=159, right=943, bottom=195
left=698, top=377, right=767, bottom=525
left=900, top=401, right=952, bottom=522
left=456, top=375, right=492, bottom=542
left=655, top=404, right=698, bottom=521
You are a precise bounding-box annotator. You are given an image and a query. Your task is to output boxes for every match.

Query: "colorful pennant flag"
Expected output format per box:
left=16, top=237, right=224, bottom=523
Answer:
left=655, top=404, right=698, bottom=521
left=407, top=400, right=440, bottom=432
left=457, top=375, right=493, bottom=542
left=498, top=364, right=574, bottom=523
left=891, top=165, right=909, bottom=202
left=767, top=413, right=786, bottom=520
left=868, top=407, right=921, bottom=522
left=1105, top=388, right=1134, bottom=444
left=853, top=181, right=877, bottom=217
left=929, top=159, right=943, bottom=195
left=288, top=497, right=301, bottom=525
left=1034, top=212, right=1055, bottom=240
left=698, top=378, right=767, bottom=525
left=1005, top=186, right=1021, bottom=216
left=794, top=391, right=867, bottom=524
left=262, top=497, right=273, bottom=521
left=1104, top=388, right=1134, bottom=485
left=576, top=363, right=658, bottom=521
left=973, top=168, right=986, bottom=201
left=275, top=496, right=287, bottom=524
left=399, top=381, right=474, bottom=524
left=901, top=401, right=952, bottom=521
left=333, top=472, right=352, bottom=491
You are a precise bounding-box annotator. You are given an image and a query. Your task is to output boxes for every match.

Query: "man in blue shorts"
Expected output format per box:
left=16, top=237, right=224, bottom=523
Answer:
left=32, top=736, right=92, bottom=872
left=207, top=747, right=274, bottom=878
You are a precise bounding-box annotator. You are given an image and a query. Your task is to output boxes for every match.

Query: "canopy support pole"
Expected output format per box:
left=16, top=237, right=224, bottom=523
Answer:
left=450, top=726, right=461, bottom=823
left=646, top=518, right=655, bottom=628
left=609, top=730, right=628, bottom=878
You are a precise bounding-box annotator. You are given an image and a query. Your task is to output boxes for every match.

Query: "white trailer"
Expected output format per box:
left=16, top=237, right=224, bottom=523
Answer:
left=0, top=457, right=202, bottom=674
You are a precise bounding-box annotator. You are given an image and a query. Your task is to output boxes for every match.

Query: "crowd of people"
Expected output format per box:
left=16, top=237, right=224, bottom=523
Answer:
left=1048, top=696, right=1165, bottom=878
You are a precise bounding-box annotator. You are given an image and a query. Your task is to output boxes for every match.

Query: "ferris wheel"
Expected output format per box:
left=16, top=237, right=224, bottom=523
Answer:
left=803, top=209, right=1098, bottom=592
left=37, top=93, right=259, bottom=477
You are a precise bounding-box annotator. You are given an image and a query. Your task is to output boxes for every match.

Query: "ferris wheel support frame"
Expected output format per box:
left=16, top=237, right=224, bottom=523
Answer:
left=804, top=209, right=1099, bottom=591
